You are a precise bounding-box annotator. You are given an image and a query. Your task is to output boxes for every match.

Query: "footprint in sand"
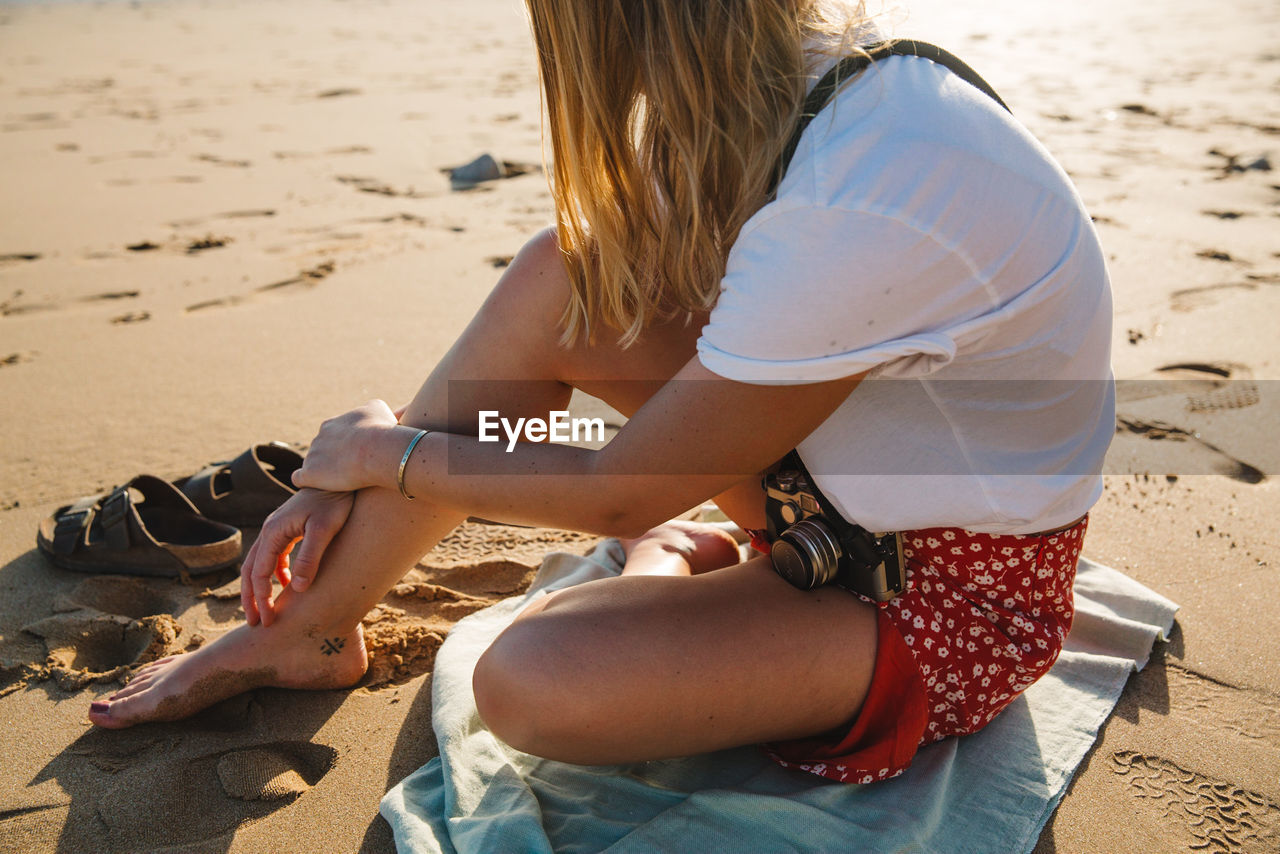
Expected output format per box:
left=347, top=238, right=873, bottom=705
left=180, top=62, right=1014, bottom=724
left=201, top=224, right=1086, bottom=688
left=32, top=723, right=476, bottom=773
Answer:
left=82, top=289, right=140, bottom=302
left=1113, top=362, right=1267, bottom=483
left=3, top=289, right=150, bottom=321
left=69, top=739, right=337, bottom=849
left=359, top=212, right=428, bottom=226
left=185, top=235, right=230, bottom=254
left=336, top=174, right=430, bottom=198
left=53, top=576, right=178, bottom=621
left=216, top=742, right=336, bottom=802
left=20, top=612, right=183, bottom=691
left=255, top=260, right=335, bottom=293
left=0, top=252, right=40, bottom=268
left=193, top=153, right=251, bottom=168
left=1113, top=417, right=1265, bottom=484
left=0, top=300, right=56, bottom=317
left=169, top=208, right=276, bottom=229
left=185, top=295, right=246, bottom=312
left=1163, top=664, right=1280, bottom=746
left=1117, top=362, right=1261, bottom=413
left=1, top=350, right=37, bottom=368
left=127, top=237, right=230, bottom=255
left=1109, top=751, right=1280, bottom=852
left=1196, top=248, right=1241, bottom=263
left=185, top=261, right=336, bottom=312
left=1170, top=278, right=1280, bottom=312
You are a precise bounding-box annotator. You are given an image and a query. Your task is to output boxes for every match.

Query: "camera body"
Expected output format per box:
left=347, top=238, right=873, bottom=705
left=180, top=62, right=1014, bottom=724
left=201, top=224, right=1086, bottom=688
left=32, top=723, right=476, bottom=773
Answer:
left=763, top=468, right=906, bottom=602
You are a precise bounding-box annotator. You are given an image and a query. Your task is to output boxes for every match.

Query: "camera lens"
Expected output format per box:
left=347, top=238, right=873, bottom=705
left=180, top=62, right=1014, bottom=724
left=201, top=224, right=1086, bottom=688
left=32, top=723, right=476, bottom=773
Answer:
left=772, top=519, right=842, bottom=590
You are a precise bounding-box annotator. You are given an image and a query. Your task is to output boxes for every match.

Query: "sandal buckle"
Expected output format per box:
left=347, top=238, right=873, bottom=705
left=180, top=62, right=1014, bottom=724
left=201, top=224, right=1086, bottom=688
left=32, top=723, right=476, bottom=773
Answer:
left=100, top=488, right=131, bottom=548
left=52, top=508, right=91, bottom=555
left=57, top=508, right=89, bottom=530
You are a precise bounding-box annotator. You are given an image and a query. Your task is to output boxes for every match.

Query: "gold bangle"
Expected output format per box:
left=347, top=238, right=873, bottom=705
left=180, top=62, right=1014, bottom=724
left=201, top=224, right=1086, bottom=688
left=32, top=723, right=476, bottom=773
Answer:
left=397, top=429, right=430, bottom=500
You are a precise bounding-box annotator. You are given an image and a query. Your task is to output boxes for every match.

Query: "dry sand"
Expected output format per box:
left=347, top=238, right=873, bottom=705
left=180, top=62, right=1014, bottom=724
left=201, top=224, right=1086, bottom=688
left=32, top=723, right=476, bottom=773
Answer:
left=0, top=0, right=1277, bottom=851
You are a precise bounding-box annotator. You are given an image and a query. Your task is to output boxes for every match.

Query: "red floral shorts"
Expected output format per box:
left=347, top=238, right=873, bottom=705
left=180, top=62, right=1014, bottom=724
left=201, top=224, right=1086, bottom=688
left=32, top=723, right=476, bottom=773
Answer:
left=764, top=517, right=1087, bottom=784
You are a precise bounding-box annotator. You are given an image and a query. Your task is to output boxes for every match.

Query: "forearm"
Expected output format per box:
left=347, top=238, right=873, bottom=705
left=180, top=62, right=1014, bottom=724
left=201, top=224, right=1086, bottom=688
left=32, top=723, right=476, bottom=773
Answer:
left=393, top=429, right=737, bottom=537
left=294, top=362, right=863, bottom=537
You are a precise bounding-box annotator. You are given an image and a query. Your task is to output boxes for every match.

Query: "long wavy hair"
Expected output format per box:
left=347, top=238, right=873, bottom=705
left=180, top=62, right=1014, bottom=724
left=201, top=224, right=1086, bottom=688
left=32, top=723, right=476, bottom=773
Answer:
left=525, top=0, right=869, bottom=346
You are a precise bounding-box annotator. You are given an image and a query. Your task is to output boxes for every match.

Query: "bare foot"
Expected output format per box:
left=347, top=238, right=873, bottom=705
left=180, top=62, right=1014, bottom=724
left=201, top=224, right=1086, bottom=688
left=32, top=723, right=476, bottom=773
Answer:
left=620, top=520, right=743, bottom=577
left=88, top=622, right=367, bottom=729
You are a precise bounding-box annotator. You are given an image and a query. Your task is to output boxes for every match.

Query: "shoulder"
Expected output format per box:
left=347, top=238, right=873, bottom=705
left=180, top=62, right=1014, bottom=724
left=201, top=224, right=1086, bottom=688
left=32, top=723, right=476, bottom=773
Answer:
left=780, top=52, right=1082, bottom=220
left=697, top=49, right=1110, bottom=384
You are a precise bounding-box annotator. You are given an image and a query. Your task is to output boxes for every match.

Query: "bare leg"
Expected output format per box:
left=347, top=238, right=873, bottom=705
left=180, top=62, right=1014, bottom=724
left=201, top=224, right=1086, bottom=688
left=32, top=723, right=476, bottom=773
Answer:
left=90, top=229, right=720, bottom=728
left=474, top=554, right=877, bottom=765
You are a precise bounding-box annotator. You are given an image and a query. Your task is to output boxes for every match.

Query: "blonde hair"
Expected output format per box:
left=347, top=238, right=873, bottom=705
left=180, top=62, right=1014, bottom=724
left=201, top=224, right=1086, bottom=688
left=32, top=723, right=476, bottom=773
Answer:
left=525, top=0, right=869, bottom=346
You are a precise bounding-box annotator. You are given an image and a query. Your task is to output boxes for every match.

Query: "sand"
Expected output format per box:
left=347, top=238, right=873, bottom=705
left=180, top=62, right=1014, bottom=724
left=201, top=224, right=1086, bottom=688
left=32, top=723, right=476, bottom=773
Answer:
left=0, top=0, right=1276, bottom=850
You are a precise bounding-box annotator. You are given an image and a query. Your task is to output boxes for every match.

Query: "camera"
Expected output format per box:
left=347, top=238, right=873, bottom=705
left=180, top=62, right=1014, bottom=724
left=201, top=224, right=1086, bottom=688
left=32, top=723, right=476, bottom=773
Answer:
left=763, top=467, right=906, bottom=602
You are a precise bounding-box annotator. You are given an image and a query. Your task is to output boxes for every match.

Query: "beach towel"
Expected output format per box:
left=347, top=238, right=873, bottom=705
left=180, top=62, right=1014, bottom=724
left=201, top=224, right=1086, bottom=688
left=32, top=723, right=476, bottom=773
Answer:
left=380, top=540, right=1177, bottom=854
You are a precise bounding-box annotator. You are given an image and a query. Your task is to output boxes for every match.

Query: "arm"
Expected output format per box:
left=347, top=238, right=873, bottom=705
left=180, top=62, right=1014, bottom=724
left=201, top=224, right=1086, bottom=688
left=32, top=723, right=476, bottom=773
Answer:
left=297, top=357, right=865, bottom=538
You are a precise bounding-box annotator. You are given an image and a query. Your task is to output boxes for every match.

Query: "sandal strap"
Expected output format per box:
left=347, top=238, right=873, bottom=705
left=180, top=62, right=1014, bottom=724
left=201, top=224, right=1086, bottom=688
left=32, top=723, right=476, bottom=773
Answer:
left=51, top=495, right=97, bottom=556
left=180, top=460, right=230, bottom=505
left=99, top=485, right=133, bottom=550
left=179, top=443, right=299, bottom=524
left=229, top=444, right=294, bottom=495
left=50, top=484, right=135, bottom=555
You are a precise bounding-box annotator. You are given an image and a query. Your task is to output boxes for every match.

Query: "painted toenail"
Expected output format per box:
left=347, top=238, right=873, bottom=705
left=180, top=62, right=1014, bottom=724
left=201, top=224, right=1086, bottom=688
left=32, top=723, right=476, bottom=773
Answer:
left=90, top=702, right=110, bottom=713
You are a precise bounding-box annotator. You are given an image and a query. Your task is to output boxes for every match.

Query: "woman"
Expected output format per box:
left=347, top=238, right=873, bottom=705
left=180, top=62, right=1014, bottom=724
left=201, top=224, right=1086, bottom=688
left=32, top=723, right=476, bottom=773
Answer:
left=89, top=0, right=1113, bottom=785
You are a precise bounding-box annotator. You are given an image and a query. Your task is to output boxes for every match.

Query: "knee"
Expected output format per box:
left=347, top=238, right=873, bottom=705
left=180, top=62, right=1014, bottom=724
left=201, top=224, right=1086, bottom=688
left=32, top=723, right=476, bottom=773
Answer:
left=472, top=616, right=581, bottom=758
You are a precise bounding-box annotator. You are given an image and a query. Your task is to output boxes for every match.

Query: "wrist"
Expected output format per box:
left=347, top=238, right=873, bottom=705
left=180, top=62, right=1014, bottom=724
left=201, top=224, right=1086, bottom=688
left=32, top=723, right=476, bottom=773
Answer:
left=395, top=427, right=431, bottom=499
left=370, top=424, right=423, bottom=491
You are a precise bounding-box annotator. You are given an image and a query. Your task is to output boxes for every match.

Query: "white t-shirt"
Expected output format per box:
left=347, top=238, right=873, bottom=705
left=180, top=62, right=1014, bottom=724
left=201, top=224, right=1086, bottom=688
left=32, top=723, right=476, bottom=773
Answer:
left=696, top=53, right=1115, bottom=534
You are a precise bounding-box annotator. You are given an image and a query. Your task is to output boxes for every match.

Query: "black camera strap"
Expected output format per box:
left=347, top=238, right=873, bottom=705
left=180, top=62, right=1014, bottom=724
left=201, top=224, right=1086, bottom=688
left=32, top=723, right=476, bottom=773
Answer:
left=762, top=43, right=1009, bottom=593
left=770, top=39, right=1010, bottom=520
left=771, top=39, right=1011, bottom=200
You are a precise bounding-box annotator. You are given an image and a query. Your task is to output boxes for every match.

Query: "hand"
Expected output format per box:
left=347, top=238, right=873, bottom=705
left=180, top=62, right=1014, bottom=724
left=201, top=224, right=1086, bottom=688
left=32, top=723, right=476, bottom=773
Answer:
left=292, top=399, right=408, bottom=493
left=241, top=488, right=354, bottom=627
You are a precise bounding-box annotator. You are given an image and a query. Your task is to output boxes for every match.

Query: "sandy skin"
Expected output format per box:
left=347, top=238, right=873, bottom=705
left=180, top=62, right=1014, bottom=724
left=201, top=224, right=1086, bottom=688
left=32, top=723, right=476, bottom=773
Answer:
left=88, top=622, right=368, bottom=729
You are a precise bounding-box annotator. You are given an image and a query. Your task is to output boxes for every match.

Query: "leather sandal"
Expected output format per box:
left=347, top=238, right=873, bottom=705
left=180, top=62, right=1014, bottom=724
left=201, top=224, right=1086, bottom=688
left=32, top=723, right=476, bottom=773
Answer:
left=175, top=442, right=303, bottom=527
left=37, top=476, right=242, bottom=577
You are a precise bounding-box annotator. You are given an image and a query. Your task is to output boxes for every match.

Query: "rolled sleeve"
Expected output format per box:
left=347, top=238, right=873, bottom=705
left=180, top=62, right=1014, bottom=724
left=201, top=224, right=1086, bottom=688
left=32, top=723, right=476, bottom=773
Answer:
left=696, top=205, right=996, bottom=384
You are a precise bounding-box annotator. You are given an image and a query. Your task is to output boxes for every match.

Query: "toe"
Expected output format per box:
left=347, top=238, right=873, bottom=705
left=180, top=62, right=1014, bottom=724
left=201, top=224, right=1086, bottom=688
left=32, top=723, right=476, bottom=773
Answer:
left=88, top=699, right=130, bottom=729
left=110, top=678, right=151, bottom=701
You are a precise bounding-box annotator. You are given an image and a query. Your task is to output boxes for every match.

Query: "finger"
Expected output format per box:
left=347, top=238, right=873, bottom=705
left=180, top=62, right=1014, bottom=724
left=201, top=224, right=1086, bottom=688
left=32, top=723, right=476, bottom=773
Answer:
left=252, top=525, right=301, bottom=627
left=241, top=539, right=261, bottom=626
left=251, top=545, right=277, bottom=627
left=290, top=524, right=337, bottom=592
left=257, top=535, right=300, bottom=625
left=393, top=403, right=409, bottom=421
left=274, top=549, right=293, bottom=589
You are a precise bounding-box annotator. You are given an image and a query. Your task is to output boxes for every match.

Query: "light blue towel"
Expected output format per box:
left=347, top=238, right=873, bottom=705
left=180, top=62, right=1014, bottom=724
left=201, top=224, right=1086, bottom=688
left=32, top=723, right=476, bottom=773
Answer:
left=380, top=540, right=1177, bottom=854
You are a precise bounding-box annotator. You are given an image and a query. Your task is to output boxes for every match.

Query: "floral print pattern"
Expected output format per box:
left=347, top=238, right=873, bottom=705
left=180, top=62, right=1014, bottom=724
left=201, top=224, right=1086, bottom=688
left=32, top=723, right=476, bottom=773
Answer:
left=775, top=518, right=1086, bottom=785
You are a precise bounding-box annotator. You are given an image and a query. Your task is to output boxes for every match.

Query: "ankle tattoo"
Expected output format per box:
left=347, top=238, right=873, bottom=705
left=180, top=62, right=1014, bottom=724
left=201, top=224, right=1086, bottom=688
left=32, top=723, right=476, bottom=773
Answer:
left=320, top=637, right=346, bottom=656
